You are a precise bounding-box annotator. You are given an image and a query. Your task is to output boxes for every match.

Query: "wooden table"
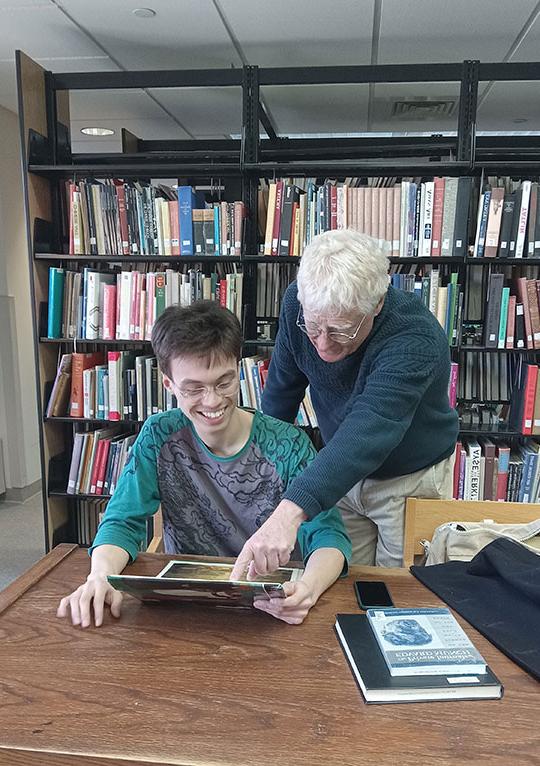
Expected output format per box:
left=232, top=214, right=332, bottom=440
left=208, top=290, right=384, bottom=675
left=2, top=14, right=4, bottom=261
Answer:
left=0, top=545, right=538, bottom=766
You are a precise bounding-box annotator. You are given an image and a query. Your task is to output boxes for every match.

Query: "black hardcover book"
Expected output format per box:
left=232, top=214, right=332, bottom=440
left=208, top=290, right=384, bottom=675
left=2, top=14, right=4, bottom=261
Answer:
left=483, top=273, right=505, bottom=348
left=452, top=177, right=472, bottom=257
left=515, top=302, right=526, bottom=349
left=192, top=209, right=205, bottom=255
left=413, top=184, right=422, bottom=256
left=278, top=184, right=296, bottom=256
left=334, top=614, right=503, bottom=704
left=498, top=192, right=516, bottom=257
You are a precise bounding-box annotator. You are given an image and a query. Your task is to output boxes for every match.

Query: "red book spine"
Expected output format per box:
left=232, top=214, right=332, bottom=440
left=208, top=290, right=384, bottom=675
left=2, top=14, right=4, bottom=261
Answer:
left=95, top=438, right=111, bottom=496
left=506, top=295, right=516, bottom=349
left=219, top=279, right=227, bottom=307
left=330, top=186, right=338, bottom=230
left=271, top=180, right=284, bottom=256
left=522, top=364, right=538, bottom=435
left=102, top=284, right=117, bottom=341
left=431, top=177, right=445, bottom=256
left=89, top=439, right=104, bottom=495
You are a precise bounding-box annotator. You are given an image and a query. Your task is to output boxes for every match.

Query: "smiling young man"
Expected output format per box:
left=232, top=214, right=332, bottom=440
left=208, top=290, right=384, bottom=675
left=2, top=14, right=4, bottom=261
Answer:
left=230, top=229, right=458, bottom=576
left=57, top=301, right=350, bottom=628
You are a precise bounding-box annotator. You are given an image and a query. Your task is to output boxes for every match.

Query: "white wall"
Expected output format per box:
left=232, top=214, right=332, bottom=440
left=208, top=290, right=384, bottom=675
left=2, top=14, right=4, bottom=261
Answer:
left=0, top=103, right=41, bottom=492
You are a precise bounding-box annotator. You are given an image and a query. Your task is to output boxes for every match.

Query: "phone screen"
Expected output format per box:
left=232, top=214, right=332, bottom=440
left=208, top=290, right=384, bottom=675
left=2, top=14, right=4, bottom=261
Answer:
left=354, top=580, right=394, bottom=609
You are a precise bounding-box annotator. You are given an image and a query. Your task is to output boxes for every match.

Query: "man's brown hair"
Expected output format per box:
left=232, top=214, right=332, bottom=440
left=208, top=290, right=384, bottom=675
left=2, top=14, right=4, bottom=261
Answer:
left=151, top=301, right=242, bottom=378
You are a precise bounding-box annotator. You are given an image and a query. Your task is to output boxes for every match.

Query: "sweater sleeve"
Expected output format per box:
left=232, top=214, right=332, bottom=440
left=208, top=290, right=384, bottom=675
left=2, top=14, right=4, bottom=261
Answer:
left=283, top=334, right=447, bottom=518
left=285, top=429, right=351, bottom=568
left=261, top=292, right=308, bottom=423
left=89, top=420, right=161, bottom=561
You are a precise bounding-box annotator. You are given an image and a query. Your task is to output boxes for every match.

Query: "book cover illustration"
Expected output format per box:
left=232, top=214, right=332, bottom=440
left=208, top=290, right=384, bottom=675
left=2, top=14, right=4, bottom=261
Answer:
left=367, top=607, right=486, bottom=676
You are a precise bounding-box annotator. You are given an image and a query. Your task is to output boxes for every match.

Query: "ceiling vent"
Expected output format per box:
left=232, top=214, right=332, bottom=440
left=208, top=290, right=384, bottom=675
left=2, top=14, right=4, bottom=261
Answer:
left=391, top=99, right=456, bottom=120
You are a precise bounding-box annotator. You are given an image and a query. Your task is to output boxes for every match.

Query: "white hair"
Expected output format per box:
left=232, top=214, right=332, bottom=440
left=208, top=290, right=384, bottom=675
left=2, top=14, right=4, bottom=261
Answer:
left=297, top=229, right=390, bottom=316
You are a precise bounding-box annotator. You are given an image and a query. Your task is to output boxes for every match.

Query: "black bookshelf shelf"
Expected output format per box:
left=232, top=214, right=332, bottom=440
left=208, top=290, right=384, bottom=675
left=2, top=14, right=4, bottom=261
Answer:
left=458, top=426, right=522, bottom=437
left=389, top=256, right=465, bottom=265
left=457, top=345, right=539, bottom=353
left=243, top=339, right=276, bottom=347
left=28, top=162, right=243, bottom=178
left=466, top=257, right=540, bottom=266
left=40, top=337, right=152, bottom=345
left=243, top=255, right=301, bottom=263
left=49, top=490, right=112, bottom=500
left=44, top=416, right=142, bottom=425
left=244, top=160, right=473, bottom=177
left=35, top=253, right=244, bottom=264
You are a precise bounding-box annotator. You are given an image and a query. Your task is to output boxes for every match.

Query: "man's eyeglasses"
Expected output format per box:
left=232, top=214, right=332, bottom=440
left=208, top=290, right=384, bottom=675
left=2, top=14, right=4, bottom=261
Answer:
left=296, top=307, right=367, bottom=344
left=175, top=378, right=239, bottom=403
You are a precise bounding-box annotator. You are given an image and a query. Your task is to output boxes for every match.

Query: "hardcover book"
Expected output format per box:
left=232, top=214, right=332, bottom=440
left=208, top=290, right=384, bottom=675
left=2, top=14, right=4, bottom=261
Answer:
left=335, top=614, right=502, bottom=704
left=366, top=607, right=486, bottom=676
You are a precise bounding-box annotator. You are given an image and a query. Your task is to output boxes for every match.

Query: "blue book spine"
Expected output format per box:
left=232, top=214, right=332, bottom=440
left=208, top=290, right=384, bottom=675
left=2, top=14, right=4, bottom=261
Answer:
left=407, top=183, right=417, bottom=257
left=47, top=267, right=65, bottom=338
left=518, top=449, right=533, bottom=502
left=476, top=190, right=491, bottom=258
left=251, top=364, right=263, bottom=410
left=96, top=366, right=107, bottom=420
left=178, top=186, right=195, bottom=255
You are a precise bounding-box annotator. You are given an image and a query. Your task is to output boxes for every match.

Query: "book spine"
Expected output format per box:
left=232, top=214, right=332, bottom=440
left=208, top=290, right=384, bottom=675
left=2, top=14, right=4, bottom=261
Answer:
left=47, top=267, right=65, bottom=339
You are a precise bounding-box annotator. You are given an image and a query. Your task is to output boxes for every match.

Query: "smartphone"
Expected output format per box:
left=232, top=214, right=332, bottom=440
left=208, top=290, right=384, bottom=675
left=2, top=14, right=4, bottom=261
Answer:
left=354, top=580, right=394, bottom=610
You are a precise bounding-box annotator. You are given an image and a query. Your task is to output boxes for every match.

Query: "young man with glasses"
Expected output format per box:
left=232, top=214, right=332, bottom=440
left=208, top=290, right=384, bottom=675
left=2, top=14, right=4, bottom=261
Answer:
left=231, top=229, right=458, bottom=576
left=57, top=301, right=350, bottom=628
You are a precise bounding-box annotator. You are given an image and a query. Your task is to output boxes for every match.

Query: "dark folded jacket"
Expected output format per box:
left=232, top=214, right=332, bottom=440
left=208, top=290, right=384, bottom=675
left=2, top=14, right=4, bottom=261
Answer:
left=411, top=538, right=540, bottom=680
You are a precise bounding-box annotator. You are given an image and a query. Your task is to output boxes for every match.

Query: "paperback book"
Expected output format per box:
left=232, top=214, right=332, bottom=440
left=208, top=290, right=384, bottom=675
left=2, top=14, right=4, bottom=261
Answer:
left=366, top=607, right=486, bottom=676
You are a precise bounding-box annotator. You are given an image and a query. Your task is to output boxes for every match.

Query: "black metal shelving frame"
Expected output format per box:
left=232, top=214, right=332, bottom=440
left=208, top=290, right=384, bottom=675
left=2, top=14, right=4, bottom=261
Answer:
left=19, top=53, right=540, bottom=547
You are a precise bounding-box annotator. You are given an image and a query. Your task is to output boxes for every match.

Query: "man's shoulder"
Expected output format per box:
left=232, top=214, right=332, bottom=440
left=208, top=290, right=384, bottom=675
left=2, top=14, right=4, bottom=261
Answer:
left=381, top=287, right=448, bottom=347
left=143, top=409, right=191, bottom=444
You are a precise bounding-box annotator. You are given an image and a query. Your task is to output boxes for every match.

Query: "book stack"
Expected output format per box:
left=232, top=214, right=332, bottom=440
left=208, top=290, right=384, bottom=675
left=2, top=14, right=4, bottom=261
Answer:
left=482, top=272, right=540, bottom=350
left=259, top=176, right=473, bottom=259
left=389, top=266, right=462, bottom=345
left=46, top=351, right=179, bottom=422
left=472, top=178, right=540, bottom=259
left=335, top=607, right=502, bottom=704
left=47, top=265, right=243, bottom=341
left=66, top=428, right=136, bottom=496
left=239, top=355, right=318, bottom=428
left=68, top=179, right=246, bottom=257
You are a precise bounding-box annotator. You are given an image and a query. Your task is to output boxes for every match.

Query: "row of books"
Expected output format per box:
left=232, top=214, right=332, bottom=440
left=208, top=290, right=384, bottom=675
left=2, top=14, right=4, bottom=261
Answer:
left=472, top=178, right=540, bottom=259
left=238, top=356, right=318, bottom=429
left=47, top=265, right=243, bottom=340
left=483, top=273, right=540, bottom=350
left=255, top=263, right=299, bottom=320
left=46, top=351, right=179, bottom=421
left=75, top=500, right=107, bottom=546
left=260, top=176, right=472, bottom=259
left=453, top=436, right=540, bottom=502
left=456, top=350, right=513, bottom=403
left=66, top=426, right=136, bottom=496
left=68, top=178, right=246, bottom=256
left=390, top=268, right=462, bottom=346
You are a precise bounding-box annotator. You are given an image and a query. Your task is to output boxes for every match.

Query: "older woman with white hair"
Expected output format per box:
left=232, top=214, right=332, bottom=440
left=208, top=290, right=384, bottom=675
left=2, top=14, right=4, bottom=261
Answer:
left=231, top=228, right=458, bottom=578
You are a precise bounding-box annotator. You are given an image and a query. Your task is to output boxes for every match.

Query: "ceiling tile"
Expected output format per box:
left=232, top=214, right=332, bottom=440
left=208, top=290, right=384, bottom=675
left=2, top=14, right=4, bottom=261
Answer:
left=379, top=0, right=539, bottom=63
left=477, top=80, right=540, bottom=131
left=57, top=0, right=241, bottom=70
left=146, top=86, right=242, bottom=137
left=262, top=84, right=371, bottom=134
left=219, top=0, right=374, bottom=66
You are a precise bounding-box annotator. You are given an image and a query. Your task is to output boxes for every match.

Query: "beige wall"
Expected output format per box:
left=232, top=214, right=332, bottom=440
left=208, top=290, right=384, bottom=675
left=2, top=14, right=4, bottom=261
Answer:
left=0, top=103, right=41, bottom=492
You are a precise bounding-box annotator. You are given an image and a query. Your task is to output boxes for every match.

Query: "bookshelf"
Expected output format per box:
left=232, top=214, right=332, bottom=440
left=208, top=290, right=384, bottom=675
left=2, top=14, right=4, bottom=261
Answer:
left=16, top=51, right=540, bottom=549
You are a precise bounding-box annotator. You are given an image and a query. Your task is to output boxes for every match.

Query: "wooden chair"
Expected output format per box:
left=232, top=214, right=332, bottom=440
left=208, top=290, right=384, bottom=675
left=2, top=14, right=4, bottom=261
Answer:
left=146, top=505, right=164, bottom=553
left=402, top=497, right=540, bottom=567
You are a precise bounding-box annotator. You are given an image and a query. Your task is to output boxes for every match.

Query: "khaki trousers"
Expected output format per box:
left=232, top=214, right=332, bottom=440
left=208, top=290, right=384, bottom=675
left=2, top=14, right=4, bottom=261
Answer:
left=336, top=454, right=455, bottom=567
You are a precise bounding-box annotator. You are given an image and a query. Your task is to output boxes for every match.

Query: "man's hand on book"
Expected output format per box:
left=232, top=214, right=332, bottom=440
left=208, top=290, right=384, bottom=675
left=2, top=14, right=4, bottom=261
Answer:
left=56, top=573, right=123, bottom=628
left=229, top=499, right=306, bottom=580
left=253, top=580, right=315, bottom=625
